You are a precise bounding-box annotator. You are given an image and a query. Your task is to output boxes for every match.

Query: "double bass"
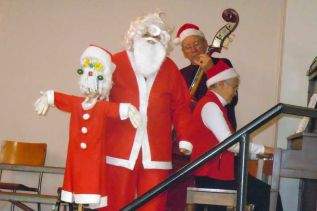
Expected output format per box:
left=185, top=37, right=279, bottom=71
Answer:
left=189, top=8, right=239, bottom=97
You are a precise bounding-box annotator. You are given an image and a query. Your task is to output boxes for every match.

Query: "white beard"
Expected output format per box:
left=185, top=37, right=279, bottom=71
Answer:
left=133, top=38, right=166, bottom=77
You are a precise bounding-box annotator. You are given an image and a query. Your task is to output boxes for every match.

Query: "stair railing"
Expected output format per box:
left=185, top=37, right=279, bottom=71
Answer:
left=121, top=103, right=317, bottom=211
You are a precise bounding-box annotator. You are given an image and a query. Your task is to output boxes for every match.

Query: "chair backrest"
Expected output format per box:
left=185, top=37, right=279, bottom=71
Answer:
left=248, top=158, right=273, bottom=179
left=248, top=160, right=259, bottom=177
left=0, top=140, right=47, bottom=166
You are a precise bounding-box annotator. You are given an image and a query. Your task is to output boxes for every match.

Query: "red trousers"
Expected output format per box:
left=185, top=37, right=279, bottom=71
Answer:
left=100, top=155, right=169, bottom=211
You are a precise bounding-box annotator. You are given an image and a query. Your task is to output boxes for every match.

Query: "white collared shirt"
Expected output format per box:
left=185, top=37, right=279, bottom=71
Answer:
left=201, top=91, right=264, bottom=154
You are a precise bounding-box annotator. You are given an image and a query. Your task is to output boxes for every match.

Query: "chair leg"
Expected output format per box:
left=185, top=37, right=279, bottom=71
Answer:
left=269, top=149, right=282, bottom=211
left=269, top=191, right=278, bottom=211
left=248, top=204, right=255, bottom=211
left=78, top=204, right=83, bottom=211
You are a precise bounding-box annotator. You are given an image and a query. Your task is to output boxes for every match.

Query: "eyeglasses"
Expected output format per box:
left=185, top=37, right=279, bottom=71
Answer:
left=182, top=40, right=204, bottom=52
left=141, top=25, right=162, bottom=41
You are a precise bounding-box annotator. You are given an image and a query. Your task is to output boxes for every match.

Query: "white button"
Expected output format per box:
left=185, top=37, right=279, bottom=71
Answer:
left=83, top=113, right=90, bottom=120
left=80, top=142, right=87, bottom=149
left=81, top=127, right=88, bottom=134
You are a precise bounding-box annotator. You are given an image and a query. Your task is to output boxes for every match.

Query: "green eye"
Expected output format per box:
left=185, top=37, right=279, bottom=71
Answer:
left=97, top=75, right=104, bottom=80
left=77, top=69, right=84, bottom=75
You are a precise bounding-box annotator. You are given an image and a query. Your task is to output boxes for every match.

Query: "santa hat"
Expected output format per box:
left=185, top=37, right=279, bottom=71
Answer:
left=80, top=45, right=115, bottom=72
left=174, top=23, right=205, bottom=45
left=206, top=60, right=239, bottom=88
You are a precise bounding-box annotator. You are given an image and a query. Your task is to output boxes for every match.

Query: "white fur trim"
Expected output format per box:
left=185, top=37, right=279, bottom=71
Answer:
left=143, top=160, right=172, bottom=169
left=61, top=191, right=107, bottom=208
left=61, top=190, right=107, bottom=208
left=80, top=46, right=114, bottom=74
left=179, top=140, right=193, bottom=155
left=206, top=68, right=239, bottom=87
left=106, top=156, right=172, bottom=170
left=47, top=90, right=54, bottom=105
left=119, top=103, right=130, bottom=120
left=61, top=190, right=73, bottom=203
left=106, top=156, right=135, bottom=170
left=174, top=29, right=205, bottom=45
left=89, top=196, right=108, bottom=209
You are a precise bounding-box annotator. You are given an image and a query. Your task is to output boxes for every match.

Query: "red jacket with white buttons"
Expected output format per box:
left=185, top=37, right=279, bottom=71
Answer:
left=52, top=92, right=119, bottom=207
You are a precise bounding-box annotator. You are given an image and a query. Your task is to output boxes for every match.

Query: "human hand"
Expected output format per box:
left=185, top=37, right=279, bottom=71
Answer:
left=179, top=148, right=190, bottom=155
left=34, top=91, right=50, bottom=116
left=193, top=54, right=214, bottom=72
left=128, top=105, right=142, bottom=128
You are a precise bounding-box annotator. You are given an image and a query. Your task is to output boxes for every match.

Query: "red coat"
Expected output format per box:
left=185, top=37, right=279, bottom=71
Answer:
left=106, top=51, right=192, bottom=170
left=53, top=92, right=119, bottom=208
left=190, top=91, right=235, bottom=180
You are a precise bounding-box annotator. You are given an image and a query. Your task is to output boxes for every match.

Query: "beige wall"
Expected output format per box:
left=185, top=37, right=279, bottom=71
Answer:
left=0, top=0, right=293, bottom=210
left=277, top=0, right=317, bottom=210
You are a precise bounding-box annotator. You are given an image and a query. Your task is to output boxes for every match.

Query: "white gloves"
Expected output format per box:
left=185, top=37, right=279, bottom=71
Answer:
left=128, top=105, right=142, bottom=128
left=34, top=91, right=50, bottom=116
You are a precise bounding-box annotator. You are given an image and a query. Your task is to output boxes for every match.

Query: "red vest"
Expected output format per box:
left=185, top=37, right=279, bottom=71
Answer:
left=190, top=91, right=235, bottom=180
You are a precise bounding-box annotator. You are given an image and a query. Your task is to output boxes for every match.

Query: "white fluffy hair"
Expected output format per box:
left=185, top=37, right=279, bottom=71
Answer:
left=79, top=60, right=114, bottom=100
left=123, top=11, right=173, bottom=54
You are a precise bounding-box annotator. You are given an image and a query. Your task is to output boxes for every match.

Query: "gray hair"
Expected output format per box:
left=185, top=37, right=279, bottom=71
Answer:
left=123, top=11, right=173, bottom=54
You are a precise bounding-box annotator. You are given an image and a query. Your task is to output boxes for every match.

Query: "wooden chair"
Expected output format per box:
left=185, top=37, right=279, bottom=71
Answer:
left=186, top=187, right=237, bottom=211
left=0, top=140, right=47, bottom=211
left=248, top=160, right=259, bottom=178
left=185, top=160, right=263, bottom=211
left=186, top=187, right=254, bottom=211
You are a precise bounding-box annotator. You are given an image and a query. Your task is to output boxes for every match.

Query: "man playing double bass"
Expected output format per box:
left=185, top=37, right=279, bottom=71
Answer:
left=175, top=23, right=237, bottom=129
left=174, top=23, right=283, bottom=211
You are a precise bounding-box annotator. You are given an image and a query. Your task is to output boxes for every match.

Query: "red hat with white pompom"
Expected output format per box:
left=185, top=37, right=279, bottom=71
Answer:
left=174, top=23, right=205, bottom=45
left=206, top=60, right=239, bottom=87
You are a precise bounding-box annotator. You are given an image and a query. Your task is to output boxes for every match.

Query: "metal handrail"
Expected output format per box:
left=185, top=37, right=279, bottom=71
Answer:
left=121, top=103, right=317, bottom=211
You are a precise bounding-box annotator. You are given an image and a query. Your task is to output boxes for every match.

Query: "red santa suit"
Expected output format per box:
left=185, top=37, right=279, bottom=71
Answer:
left=49, top=91, right=120, bottom=209
left=104, top=51, right=192, bottom=211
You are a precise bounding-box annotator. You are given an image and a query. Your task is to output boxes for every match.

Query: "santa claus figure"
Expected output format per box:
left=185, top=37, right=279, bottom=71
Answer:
left=103, top=12, right=193, bottom=211
left=34, top=45, right=141, bottom=209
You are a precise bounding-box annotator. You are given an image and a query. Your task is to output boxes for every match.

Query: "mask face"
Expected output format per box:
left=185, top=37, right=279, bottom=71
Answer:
left=78, top=58, right=106, bottom=98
